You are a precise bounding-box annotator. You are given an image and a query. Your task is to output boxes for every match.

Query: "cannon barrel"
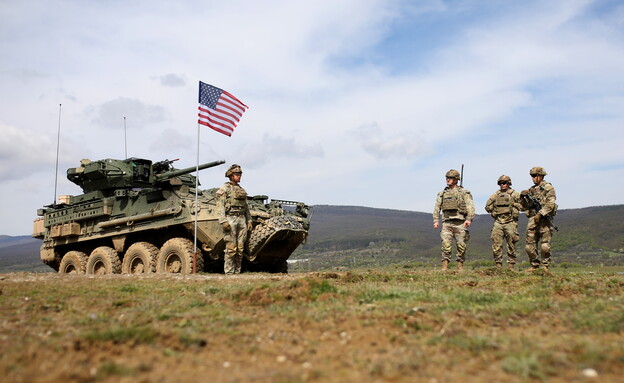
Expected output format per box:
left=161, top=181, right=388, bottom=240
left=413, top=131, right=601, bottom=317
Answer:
left=155, top=160, right=225, bottom=181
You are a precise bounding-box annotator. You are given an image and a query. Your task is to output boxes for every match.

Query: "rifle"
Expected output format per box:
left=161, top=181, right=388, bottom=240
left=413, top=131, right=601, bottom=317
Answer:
left=520, top=193, right=558, bottom=231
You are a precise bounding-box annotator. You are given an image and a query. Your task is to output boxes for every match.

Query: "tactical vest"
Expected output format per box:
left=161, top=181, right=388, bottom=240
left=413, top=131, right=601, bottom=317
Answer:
left=494, top=191, right=512, bottom=215
left=441, top=189, right=468, bottom=215
left=224, top=184, right=248, bottom=214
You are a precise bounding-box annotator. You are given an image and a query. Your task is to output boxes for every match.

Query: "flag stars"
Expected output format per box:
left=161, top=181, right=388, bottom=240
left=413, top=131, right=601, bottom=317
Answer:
left=199, top=84, right=222, bottom=109
left=198, top=81, right=248, bottom=137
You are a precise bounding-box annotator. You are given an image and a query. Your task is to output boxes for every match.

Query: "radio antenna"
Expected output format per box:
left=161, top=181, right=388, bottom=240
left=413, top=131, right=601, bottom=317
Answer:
left=124, top=116, right=128, bottom=159
left=53, top=103, right=62, bottom=204
left=460, top=163, right=464, bottom=187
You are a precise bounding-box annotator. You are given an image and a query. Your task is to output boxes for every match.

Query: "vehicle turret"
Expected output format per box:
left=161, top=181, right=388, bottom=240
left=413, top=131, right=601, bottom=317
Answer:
left=66, top=158, right=225, bottom=193
left=154, top=160, right=225, bottom=183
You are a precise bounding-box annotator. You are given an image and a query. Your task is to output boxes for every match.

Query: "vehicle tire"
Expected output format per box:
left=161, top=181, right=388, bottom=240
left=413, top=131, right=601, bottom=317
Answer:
left=156, top=238, right=203, bottom=274
left=122, top=242, right=158, bottom=274
left=86, top=246, right=121, bottom=275
left=59, top=251, right=88, bottom=274
left=248, top=223, right=273, bottom=258
left=247, top=215, right=304, bottom=262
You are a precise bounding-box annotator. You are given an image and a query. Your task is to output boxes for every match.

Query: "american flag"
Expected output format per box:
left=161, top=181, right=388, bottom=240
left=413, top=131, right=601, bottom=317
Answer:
left=198, top=81, right=248, bottom=136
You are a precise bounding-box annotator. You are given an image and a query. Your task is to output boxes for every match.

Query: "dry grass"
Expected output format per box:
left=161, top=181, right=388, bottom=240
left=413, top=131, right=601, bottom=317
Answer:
left=1, top=268, right=623, bottom=382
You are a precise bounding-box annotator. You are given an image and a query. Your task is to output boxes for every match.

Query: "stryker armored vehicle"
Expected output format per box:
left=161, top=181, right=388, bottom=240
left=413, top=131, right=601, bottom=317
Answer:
left=32, top=157, right=311, bottom=274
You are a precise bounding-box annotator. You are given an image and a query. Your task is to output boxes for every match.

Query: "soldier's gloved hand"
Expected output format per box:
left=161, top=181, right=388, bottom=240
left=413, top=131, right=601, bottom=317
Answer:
left=221, top=221, right=231, bottom=231
left=520, top=190, right=529, bottom=196
left=247, top=221, right=253, bottom=232
left=533, top=213, right=541, bottom=223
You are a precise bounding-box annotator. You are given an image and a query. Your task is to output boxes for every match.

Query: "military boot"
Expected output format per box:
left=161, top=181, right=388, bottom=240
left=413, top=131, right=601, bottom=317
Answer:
left=441, top=260, right=449, bottom=271
left=496, top=263, right=503, bottom=269
left=457, top=261, right=464, bottom=271
left=507, top=263, right=515, bottom=270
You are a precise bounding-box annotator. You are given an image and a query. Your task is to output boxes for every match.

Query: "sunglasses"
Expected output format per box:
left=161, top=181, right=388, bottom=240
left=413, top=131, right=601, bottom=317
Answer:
left=498, top=181, right=509, bottom=185
left=530, top=174, right=540, bottom=177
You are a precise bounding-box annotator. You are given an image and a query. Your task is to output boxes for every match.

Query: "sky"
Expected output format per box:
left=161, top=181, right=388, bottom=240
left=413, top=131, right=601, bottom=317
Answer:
left=1, top=0, right=623, bottom=236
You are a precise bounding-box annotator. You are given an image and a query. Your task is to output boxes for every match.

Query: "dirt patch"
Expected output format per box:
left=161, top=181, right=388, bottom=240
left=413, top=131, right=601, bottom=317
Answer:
left=1, top=270, right=623, bottom=383
left=230, top=276, right=338, bottom=306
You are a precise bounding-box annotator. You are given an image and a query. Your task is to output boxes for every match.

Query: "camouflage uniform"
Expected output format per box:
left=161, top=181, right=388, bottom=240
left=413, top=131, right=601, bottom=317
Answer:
left=485, top=182, right=521, bottom=267
left=216, top=165, right=251, bottom=274
left=521, top=167, right=557, bottom=269
left=433, top=179, right=475, bottom=264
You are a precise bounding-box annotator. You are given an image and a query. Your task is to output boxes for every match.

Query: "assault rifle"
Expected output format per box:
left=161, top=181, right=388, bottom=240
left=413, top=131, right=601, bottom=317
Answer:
left=520, top=193, right=558, bottom=231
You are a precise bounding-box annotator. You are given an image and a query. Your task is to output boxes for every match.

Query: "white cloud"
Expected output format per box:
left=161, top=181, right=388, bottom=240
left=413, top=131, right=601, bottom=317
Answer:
left=236, top=134, right=324, bottom=168
left=0, top=0, right=623, bottom=235
left=0, top=123, right=55, bottom=180
left=86, top=98, right=167, bottom=129
left=158, top=74, right=186, bottom=87
left=353, top=122, right=431, bottom=159
left=148, top=128, right=193, bottom=154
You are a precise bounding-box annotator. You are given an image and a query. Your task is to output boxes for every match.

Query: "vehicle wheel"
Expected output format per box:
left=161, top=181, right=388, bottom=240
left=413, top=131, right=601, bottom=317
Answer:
left=59, top=251, right=88, bottom=274
left=87, top=246, right=121, bottom=275
left=247, top=222, right=274, bottom=258
left=156, top=238, right=204, bottom=274
left=122, top=242, right=158, bottom=274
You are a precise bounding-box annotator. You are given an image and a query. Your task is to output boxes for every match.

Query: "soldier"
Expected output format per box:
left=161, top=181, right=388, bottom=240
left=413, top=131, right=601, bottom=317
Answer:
left=216, top=164, right=253, bottom=274
left=520, top=167, right=557, bottom=270
left=485, top=175, right=522, bottom=270
left=433, top=169, right=475, bottom=271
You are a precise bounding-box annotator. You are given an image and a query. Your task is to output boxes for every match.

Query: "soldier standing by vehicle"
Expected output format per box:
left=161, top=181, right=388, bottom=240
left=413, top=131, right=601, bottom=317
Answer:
left=485, top=175, right=522, bottom=270
left=433, top=169, right=475, bottom=271
left=217, top=164, right=253, bottom=274
left=520, top=167, right=557, bottom=271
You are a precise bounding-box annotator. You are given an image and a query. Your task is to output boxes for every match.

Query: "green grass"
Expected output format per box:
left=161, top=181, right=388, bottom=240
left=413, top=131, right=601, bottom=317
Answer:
left=85, top=325, right=158, bottom=344
left=1, top=267, right=623, bottom=382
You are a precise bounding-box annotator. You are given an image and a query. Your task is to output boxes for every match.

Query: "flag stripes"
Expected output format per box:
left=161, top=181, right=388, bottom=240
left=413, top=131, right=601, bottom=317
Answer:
left=198, top=82, right=248, bottom=137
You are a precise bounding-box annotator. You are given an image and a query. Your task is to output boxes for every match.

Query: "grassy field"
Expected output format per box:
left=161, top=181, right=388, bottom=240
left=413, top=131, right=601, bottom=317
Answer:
left=1, top=266, right=623, bottom=382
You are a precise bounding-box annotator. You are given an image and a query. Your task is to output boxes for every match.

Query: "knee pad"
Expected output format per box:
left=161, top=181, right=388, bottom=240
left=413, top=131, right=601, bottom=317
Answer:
left=457, top=242, right=466, bottom=253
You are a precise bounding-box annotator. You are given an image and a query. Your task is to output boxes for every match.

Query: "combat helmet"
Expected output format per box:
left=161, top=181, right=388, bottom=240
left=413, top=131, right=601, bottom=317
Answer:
left=445, top=169, right=461, bottom=180
left=529, top=167, right=547, bottom=176
left=225, top=164, right=242, bottom=178
left=497, top=175, right=512, bottom=185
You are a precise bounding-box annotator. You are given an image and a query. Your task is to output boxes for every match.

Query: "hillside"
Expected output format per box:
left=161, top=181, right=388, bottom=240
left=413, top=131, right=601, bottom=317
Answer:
left=0, top=236, right=48, bottom=273
left=1, top=205, right=623, bottom=273
left=293, top=204, right=624, bottom=270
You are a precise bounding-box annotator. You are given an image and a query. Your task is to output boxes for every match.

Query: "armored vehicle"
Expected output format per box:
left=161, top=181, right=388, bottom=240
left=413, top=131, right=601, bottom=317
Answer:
left=32, top=157, right=311, bottom=274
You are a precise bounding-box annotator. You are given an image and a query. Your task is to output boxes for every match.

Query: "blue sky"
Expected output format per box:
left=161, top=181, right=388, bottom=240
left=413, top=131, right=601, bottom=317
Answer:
left=1, top=0, right=623, bottom=236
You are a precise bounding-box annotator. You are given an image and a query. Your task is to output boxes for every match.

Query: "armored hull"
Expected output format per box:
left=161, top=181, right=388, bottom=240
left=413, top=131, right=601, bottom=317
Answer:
left=32, top=158, right=311, bottom=274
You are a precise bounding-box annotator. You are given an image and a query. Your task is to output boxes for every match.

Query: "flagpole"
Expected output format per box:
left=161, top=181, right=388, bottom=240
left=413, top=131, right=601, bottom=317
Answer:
left=53, top=103, right=62, bottom=204
left=193, top=121, right=200, bottom=271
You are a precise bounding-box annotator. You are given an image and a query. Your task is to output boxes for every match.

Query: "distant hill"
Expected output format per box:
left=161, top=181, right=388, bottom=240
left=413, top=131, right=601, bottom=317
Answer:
left=2, top=205, right=623, bottom=273
left=0, top=235, right=40, bottom=249
left=293, top=204, right=624, bottom=269
left=0, top=235, right=49, bottom=273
